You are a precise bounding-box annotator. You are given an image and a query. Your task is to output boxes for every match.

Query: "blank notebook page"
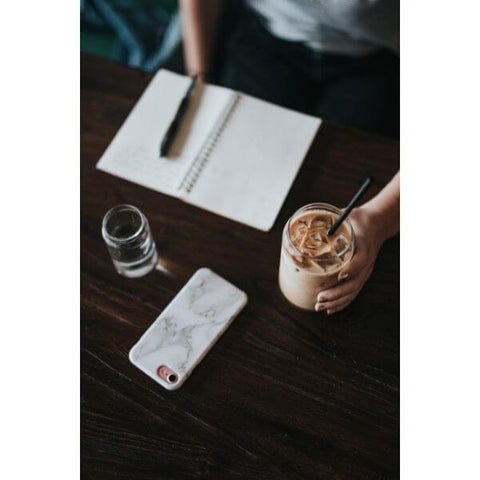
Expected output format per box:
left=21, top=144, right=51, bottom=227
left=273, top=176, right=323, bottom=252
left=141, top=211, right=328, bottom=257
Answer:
left=183, top=94, right=321, bottom=231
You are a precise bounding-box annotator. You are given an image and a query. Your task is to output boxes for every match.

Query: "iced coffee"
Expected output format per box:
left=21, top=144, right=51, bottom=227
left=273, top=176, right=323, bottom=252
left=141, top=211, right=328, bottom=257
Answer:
left=279, top=203, right=355, bottom=311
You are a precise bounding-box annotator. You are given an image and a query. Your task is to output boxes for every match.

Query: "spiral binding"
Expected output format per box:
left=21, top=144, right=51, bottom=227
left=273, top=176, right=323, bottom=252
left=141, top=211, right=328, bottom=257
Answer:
left=178, top=92, right=242, bottom=194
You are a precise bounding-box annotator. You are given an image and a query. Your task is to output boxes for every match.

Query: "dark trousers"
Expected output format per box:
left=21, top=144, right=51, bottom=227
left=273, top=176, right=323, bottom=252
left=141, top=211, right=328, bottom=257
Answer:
left=167, top=4, right=399, bottom=138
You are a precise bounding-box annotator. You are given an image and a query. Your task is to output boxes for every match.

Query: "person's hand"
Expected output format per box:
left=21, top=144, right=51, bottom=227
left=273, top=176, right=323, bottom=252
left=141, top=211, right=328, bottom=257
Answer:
left=314, top=206, right=386, bottom=315
left=195, top=71, right=209, bottom=83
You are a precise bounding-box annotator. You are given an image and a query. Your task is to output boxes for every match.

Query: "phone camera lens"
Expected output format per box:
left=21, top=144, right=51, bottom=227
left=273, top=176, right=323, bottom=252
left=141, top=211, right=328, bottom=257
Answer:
left=168, top=374, right=177, bottom=383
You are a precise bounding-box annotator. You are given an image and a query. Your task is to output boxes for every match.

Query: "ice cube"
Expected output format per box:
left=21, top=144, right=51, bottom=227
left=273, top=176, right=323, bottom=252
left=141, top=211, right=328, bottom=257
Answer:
left=333, top=235, right=348, bottom=255
left=310, top=259, right=327, bottom=272
left=313, top=242, right=332, bottom=256
left=315, top=250, right=342, bottom=270
left=290, top=219, right=309, bottom=245
left=291, top=230, right=303, bottom=244
left=292, top=255, right=314, bottom=269
left=309, top=215, right=329, bottom=230
left=298, top=231, right=310, bottom=249
left=303, top=232, right=321, bottom=250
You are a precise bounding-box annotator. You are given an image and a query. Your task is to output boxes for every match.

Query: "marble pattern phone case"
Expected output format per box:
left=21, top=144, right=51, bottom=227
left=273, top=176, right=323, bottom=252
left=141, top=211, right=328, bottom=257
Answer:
left=129, top=268, right=248, bottom=390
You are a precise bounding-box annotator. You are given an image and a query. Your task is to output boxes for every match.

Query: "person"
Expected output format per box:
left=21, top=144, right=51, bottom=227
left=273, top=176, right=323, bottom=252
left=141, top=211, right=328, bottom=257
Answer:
left=178, top=0, right=399, bottom=138
left=315, top=172, right=399, bottom=314
left=177, top=0, right=400, bottom=313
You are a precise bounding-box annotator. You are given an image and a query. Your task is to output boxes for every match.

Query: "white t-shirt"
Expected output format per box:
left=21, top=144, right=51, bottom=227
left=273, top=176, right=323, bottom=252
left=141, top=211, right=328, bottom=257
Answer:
left=245, top=0, right=399, bottom=56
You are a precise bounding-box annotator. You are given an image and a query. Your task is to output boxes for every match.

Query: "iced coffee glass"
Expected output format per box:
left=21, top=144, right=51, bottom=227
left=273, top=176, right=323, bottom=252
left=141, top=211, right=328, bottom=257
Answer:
left=279, top=203, right=355, bottom=311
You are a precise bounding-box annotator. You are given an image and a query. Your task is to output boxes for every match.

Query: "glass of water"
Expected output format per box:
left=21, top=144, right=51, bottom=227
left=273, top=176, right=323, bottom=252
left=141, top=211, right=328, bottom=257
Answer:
left=101, top=204, right=158, bottom=278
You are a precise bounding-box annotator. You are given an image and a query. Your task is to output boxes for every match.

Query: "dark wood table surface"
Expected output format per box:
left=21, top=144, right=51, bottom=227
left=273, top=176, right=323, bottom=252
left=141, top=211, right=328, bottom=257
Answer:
left=81, top=53, right=399, bottom=480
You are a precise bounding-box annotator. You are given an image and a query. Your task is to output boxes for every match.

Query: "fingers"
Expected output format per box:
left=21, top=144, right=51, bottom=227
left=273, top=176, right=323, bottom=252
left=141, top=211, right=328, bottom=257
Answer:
left=318, top=263, right=373, bottom=304
left=197, top=72, right=209, bottom=83
left=314, top=233, right=378, bottom=316
left=315, top=290, right=359, bottom=314
left=336, top=247, right=368, bottom=282
left=315, top=263, right=374, bottom=315
left=317, top=279, right=360, bottom=304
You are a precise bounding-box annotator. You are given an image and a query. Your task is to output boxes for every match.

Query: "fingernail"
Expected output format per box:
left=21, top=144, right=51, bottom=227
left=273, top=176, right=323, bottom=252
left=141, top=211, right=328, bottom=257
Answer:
left=327, top=309, right=333, bottom=315
left=338, top=272, right=349, bottom=281
left=315, top=303, right=326, bottom=312
left=317, top=295, right=326, bottom=303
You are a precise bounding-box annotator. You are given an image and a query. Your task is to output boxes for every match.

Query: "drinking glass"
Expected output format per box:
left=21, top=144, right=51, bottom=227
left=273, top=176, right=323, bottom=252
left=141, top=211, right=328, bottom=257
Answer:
left=101, top=204, right=158, bottom=278
left=278, top=203, right=355, bottom=310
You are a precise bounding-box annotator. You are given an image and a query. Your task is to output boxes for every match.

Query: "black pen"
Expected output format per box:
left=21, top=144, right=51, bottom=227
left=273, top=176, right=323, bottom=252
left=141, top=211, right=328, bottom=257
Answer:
left=159, top=75, right=197, bottom=158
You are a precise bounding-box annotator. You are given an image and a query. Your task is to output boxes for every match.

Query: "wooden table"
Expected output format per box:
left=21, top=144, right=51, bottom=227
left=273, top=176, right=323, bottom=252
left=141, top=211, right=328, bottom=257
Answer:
left=81, top=53, right=399, bottom=480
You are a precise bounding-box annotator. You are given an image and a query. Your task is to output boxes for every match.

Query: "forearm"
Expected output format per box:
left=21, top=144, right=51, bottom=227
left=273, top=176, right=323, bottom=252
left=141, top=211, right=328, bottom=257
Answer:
left=362, top=171, right=400, bottom=243
left=179, top=0, right=222, bottom=78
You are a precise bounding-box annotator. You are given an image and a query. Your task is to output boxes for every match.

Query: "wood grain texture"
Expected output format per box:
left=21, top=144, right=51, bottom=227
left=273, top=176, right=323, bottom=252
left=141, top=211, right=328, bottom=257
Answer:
left=81, top=53, right=399, bottom=480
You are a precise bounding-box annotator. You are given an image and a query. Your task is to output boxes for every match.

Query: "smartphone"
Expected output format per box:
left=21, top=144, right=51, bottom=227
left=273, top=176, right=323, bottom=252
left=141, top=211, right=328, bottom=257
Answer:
left=129, top=268, right=248, bottom=390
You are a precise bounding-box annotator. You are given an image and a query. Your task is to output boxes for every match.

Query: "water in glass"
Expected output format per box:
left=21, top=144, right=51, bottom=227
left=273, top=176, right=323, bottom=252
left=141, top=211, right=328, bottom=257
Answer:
left=102, top=205, right=158, bottom=278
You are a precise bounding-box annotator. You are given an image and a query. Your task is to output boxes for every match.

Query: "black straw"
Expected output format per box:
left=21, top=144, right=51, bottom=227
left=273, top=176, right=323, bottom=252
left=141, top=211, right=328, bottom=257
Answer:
left=327, top=177, right=373, bottom=236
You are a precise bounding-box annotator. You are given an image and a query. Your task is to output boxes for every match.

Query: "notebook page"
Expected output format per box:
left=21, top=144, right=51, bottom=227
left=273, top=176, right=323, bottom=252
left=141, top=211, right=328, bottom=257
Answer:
left=96, top=70, right=232, bottom=197
left=182, top=94, right=321, bottom=231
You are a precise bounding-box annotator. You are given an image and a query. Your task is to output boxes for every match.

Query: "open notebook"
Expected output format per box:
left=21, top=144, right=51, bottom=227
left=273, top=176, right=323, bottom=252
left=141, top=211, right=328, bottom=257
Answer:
left=97, top=70, right=321, bottom=231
